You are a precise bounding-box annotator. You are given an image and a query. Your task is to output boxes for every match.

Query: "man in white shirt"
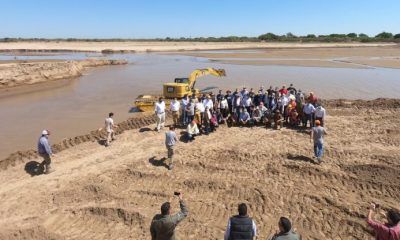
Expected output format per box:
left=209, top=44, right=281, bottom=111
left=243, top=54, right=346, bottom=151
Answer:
left=105, top=112, right=116, bottom=146
left=186, top=120, right=200, bottom=141
left=314, top=104, right=326, bottom=127
left=203, top=95, right=214, bottom=111
left=195, top=99, right=205, bottom=126
left=280, top=94, right=289, bottom=122
left=155, top=97, right=166, bottom=132
left=170, top=98, right=180, bottom=127
left=181, top=95, right=189, bottom=126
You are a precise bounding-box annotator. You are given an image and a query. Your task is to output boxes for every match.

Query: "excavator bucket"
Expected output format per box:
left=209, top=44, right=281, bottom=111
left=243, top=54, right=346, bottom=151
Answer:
left=215, top=69, right=226, bottom=76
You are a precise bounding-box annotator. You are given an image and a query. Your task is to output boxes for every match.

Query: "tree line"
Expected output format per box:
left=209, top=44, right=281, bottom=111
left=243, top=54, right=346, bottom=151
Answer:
left=1, top=32, right=400, bottom=43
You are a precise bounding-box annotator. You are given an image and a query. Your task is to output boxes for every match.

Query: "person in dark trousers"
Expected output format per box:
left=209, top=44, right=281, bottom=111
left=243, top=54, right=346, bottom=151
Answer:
left=37, top=130, right=54, bottom=174
left=269, top=217, right=301, bottom=240
left=150, top=192, right=188, bottom=240
left=224, top=203, right=257, bottom=240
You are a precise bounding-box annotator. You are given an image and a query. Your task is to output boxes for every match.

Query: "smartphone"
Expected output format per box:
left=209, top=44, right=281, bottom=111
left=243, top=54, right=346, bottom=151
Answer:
left=174, top=191, right=180, bottom=196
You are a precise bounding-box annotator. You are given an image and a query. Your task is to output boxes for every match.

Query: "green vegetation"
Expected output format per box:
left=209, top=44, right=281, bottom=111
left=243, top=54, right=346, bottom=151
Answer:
left=1, top=32, right=400, bottom=43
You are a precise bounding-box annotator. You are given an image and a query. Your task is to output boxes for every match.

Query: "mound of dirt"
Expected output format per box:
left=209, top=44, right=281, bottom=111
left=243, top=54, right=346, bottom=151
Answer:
left=0, top=59, right=128, bottom=89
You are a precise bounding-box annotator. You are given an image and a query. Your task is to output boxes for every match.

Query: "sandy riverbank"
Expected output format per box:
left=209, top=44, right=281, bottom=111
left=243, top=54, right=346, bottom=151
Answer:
left=0, top=41, right=396, bottom=53
left=180, top=46, right=400, bottom=68
left=0, top=99, right=398, bottom=239
left=0, top=59, right=127, bottom=89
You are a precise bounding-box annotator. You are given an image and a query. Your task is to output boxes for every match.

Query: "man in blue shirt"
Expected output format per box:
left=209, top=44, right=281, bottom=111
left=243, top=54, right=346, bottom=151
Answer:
left=239, top=108, right=251, bottom=127
left=38, top=130, right=54, bottom=174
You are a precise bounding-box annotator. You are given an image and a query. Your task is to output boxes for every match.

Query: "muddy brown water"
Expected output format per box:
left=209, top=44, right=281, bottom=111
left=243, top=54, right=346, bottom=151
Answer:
left=0, top=51, right=400, bottom=159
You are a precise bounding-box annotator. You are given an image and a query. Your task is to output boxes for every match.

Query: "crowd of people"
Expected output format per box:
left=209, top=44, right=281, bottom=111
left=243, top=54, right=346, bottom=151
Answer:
left=152, top=84, right=328, bottom=167
left=34, top=83, right=400, bottom=239
left=156, top=84, right=326, bottom=135
left=150, top=193, right=400, bottom=240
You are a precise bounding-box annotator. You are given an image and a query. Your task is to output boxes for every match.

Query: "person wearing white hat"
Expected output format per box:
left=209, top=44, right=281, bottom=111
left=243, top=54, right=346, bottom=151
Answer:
left=105, top=112, right=116, bottom=146
left=37, top=130, right=53, bottom=174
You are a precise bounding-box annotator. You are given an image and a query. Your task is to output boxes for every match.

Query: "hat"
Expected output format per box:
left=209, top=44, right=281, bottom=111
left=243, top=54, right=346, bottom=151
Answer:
left=315, top=120, right=321, bottom=126
left=42, top=130, right=49, bottom=135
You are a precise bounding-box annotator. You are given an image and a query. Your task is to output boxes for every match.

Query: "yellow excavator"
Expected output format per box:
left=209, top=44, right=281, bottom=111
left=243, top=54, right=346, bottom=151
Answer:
left=134, top=68, right=226, bottom=111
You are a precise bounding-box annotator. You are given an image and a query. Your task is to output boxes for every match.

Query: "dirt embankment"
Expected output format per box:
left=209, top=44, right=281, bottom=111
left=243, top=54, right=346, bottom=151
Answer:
left=0, top=59, right=127, bottom=89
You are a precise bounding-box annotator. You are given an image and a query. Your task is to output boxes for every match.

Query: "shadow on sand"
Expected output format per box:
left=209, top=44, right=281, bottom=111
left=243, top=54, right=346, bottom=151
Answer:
left=139, top=127, right=153, bottom=133
left=97, top=139, right=107, bottom=146
left=148, top=156, right=169, bottom=169
left=286, top=153, right=316, bottom=164
left=24, top=161, right=45, bottom=176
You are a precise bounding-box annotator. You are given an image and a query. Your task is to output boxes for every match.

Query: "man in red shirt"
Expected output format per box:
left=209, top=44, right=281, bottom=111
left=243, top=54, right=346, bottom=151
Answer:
left=367, top=203, right=400, bottom=240
left=279, top=85, right=288, bottom=96
left=308, top=92, right=318, bottom=106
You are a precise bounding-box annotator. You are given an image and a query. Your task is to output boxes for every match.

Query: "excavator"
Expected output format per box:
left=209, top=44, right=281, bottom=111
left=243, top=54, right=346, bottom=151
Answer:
left=134, top=68, right=226, bottom=111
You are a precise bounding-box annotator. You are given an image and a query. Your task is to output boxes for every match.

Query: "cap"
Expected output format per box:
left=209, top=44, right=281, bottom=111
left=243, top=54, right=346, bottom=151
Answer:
left=42, top=130, right=49, bottom=135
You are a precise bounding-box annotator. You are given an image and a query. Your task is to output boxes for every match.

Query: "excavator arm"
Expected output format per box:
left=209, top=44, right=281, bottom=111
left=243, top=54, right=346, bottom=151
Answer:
left=188, top=68, right=226, bottom=90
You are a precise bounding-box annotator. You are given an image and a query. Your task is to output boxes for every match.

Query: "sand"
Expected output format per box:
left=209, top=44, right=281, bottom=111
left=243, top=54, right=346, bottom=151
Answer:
left=0, top=41, right=396, bottom=53
left=0, top=99, right=399, bottom=239
left=182, top=46, right=400, bottom=69
left=0, top=59, right=127, bottom=89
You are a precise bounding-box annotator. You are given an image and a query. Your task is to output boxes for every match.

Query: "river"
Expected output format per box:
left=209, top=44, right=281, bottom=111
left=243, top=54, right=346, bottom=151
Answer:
left=0, top=51, right=399, bottom=159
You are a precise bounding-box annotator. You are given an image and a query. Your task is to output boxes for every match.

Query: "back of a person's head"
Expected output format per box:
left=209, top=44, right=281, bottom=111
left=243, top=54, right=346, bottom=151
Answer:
left=161, top=202, right=170, bottom=215
left=388, top=209, right=400, bottom=225
left=169, top=126, right=175, bottom=130
left=109, top=112, right=114, bottom=117
left=238, top=203, right=247, bottom=216
left=279, top=217, right=292, bottom=233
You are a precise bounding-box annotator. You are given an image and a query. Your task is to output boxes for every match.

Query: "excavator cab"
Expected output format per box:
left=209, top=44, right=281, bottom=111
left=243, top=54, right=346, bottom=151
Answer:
left=163, top=81, right=191, bottom=98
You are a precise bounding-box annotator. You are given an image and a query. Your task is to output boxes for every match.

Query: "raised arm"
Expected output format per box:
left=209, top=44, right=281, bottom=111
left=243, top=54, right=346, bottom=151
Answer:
left=170, top=194, right=188, bottom=224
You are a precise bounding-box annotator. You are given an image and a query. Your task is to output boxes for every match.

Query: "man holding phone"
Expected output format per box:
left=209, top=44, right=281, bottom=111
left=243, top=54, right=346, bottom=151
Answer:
left=150, top=192, right=188, bottom=240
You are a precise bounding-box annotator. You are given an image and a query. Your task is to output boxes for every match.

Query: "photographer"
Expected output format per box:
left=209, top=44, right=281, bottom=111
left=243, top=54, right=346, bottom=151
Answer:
left=150, top=192, right=188, bottom=240
left=367, top=203, right=400, bottom=240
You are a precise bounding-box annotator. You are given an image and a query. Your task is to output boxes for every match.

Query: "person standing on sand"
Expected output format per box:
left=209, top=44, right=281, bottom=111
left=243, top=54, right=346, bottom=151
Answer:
left=269, top=217, right=301, bottom=240
left=310, top=120, right=327, bottom=163
left=302, top=101, right=315, bottom=128
left=150, top=192, right=188, bottom=240
left=367, top=203, right=400, bottom=240
left=165, top=126, right=178, bottom=170
left=224, top=203, right=257, bottom=240
left=181, top=95, right=189, bottom=126
left=38, top=130, right=54, bottom=174
left=105, top=112, right=116, bottom=146
left=314, top=104, right=326, bottom=127
left=155, top=97, right=166, bottom=132
left=170, top=98, right=180, bottom=127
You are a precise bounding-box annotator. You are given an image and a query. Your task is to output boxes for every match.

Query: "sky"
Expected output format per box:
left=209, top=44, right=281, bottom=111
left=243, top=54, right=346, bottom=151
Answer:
left=1, top=0, right=399, bottom=38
